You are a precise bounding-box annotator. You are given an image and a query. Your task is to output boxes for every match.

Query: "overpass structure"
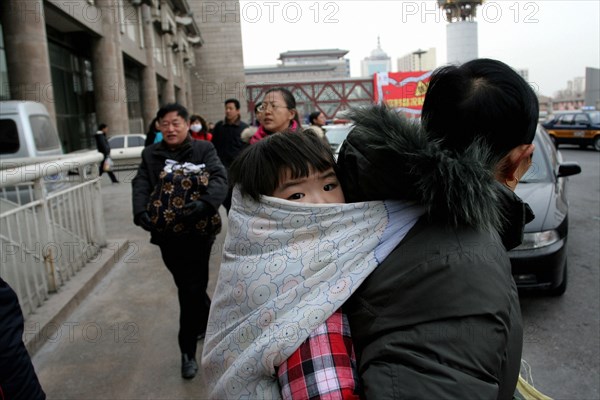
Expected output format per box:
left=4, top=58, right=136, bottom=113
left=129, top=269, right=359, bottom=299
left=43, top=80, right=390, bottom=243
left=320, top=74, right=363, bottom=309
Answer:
left=246, top=78, right=374, bottom=122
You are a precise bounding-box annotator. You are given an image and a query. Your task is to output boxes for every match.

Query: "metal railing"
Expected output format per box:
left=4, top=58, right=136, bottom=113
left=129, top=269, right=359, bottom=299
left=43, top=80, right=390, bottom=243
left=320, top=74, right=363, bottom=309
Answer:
left=0, top=151, right=106, bottom=316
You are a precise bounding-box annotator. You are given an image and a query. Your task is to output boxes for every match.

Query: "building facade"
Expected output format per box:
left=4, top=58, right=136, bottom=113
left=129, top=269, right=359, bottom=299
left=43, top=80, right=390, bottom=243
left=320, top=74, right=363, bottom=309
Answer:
left=397, top=48, right=437, bottom=72
left=188, top=0, right=247, bottom=126
left=245, top=49, right=350, bottom=85
left=1, top=0, right=244, bottom=153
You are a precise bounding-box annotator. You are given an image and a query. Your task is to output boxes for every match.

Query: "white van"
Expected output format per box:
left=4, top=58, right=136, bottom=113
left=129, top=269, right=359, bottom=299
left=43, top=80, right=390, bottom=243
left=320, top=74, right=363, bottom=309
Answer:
left=0, top=101, right=64, bottom=160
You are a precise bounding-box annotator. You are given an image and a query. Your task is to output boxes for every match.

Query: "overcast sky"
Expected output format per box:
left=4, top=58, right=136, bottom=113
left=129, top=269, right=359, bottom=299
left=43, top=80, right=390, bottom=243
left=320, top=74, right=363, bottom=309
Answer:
left=239, top=0, right=600, bottom=97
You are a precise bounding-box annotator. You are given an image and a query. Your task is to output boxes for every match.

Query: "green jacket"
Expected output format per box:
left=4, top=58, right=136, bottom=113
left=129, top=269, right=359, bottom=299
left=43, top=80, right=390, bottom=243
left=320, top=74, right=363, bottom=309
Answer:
left=338, top=106, right=533, bottom=399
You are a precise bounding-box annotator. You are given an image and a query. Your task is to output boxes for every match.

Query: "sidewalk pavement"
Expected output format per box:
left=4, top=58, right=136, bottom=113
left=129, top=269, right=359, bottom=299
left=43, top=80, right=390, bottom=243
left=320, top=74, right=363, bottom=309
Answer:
left=30, top=172, right=227, bottom=399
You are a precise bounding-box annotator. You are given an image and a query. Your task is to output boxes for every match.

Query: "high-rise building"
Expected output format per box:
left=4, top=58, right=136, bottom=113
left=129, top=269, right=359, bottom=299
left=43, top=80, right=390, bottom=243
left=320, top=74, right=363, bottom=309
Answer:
left=361, top=37, right=391, bottom=77
left=397, top=48, right=437, bottom=72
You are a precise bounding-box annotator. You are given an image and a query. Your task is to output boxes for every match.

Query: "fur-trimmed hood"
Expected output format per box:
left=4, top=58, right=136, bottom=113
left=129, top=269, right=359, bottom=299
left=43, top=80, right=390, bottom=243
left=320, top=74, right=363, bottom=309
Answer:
left=337, top=105, right=533, bottom=245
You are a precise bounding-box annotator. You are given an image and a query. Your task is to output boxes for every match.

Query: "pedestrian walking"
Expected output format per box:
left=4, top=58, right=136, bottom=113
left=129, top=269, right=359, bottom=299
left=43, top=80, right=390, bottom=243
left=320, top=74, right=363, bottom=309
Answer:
left=94, top=123, right=119, bottom=183
left=131, top=103, right=227, bottom=380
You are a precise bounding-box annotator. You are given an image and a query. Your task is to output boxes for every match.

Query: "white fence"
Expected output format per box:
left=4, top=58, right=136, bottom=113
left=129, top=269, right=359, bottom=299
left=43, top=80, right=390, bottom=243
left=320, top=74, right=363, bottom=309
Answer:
left=0, top=152, right=106, bottom=316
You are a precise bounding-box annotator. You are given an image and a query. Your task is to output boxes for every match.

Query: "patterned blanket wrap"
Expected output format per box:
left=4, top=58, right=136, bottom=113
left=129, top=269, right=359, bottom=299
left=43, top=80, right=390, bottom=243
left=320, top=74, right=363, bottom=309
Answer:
left=147, top=160, right=221, bottom=236
left=201, top=188, right=423, bottom=399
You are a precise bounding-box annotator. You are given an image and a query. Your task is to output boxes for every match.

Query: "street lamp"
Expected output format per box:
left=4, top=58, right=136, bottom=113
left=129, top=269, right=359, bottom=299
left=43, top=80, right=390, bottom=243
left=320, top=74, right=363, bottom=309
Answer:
left=413, top=49, right=427, bottom=71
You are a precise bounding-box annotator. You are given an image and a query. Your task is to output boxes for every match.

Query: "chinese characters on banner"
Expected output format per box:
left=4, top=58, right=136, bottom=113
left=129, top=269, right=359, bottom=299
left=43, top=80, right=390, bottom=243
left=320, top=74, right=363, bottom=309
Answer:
left=373, top=71, right=433, bottom=118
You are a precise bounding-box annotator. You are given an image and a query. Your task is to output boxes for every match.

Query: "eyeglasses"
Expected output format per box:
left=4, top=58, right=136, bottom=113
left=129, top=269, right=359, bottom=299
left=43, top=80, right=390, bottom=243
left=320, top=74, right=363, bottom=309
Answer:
left=159, top=120, right=184, bottom=129
left=257, top=102, right=290, bottom=113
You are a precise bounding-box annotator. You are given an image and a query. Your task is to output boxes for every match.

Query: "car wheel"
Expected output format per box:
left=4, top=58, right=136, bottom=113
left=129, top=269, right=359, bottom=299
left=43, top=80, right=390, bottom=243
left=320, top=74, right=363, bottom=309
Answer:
left=548, top=262, right=567, bottom=296
left=593, top=136, right=600, bottom=152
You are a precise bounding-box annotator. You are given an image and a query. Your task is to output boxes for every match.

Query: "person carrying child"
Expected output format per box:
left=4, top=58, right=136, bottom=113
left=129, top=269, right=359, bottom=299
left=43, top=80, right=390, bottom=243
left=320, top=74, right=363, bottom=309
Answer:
left=201, top=131, right=424, bottom=399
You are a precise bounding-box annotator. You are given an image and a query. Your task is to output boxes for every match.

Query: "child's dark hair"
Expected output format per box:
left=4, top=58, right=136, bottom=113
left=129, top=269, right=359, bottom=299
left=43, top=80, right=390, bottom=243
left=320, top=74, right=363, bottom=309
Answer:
left=229, top=131, right=338, bottom=201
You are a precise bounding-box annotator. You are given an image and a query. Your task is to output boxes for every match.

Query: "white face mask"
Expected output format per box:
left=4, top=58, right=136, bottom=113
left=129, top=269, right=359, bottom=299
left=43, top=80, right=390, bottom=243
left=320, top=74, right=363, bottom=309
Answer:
left=190, top=123, right=202, bottom=132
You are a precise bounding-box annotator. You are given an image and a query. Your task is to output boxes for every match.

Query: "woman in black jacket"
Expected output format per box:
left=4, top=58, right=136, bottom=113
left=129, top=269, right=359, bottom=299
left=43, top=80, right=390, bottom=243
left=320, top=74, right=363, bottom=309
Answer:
left=337, top=59, right=537, bottom=399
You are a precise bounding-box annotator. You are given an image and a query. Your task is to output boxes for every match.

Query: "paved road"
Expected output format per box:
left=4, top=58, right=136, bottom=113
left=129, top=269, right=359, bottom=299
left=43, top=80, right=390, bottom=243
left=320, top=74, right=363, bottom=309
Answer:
left=519, top=147, right=600, bottom=399
left=33, top=172, right=225, bottom=399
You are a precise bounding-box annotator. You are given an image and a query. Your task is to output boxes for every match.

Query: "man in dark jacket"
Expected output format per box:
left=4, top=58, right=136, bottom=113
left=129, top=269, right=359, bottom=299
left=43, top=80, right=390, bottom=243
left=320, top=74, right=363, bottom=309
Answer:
left=131, top=103, right=227, bottom=380
left=210, top=98, right=248, bottom=211
left=94, top=123, right=119, bottom=183
left=338, top=59, right=537, bottom=399
left=0, top=278, right=46, bottom=400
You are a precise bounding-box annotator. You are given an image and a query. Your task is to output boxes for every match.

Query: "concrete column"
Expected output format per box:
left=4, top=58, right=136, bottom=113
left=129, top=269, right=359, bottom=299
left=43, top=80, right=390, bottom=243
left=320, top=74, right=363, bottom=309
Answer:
left=1, top=0, right=56, bottom=124
left=140, top=4, right=159, bottom=129
left=162, top=34, right=176, bottom=104
left=91, top=0, right=129, bottom=135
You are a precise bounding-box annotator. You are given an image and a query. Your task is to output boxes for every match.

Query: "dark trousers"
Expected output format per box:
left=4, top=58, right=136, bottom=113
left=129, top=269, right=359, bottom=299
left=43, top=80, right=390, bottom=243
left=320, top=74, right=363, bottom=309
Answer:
left=99, top=158, right=119, bottom=183
left=158, top=235, right=214, bottom=358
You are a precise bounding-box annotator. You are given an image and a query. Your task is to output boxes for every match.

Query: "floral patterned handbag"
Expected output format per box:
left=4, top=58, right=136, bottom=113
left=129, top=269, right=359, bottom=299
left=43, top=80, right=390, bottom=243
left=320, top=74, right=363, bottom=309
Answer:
left=147, top=160, right=221, bottom=236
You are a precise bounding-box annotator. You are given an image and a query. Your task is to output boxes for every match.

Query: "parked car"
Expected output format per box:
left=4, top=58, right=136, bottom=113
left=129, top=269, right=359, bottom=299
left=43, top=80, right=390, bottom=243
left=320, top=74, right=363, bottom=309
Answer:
left=1, top=101, right=67, bottom=204
left=107, top=134, right=146, bottom=170
left=542, top=109, right=600, bottom=151
left=324, top=124, right=353, bottom=158
left=509, top=126, right=581, bottom=295
left=0, top=101, right=64, bottom=160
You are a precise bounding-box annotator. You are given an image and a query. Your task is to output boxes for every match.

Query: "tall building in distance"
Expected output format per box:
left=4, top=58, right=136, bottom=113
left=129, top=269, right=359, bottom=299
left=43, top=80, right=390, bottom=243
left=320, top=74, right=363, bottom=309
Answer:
left=361, top=37, right=391, bottom=77
left=397, top=48, right=438, bottom=72
left=438, top=0, right=482, bottom=65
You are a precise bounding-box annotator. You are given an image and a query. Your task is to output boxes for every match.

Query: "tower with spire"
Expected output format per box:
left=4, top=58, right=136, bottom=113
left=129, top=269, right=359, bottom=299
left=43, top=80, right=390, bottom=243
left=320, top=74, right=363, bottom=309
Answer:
left=438, top=0, right=483, bottom=65
left=361, top=36, right=392, bottom=77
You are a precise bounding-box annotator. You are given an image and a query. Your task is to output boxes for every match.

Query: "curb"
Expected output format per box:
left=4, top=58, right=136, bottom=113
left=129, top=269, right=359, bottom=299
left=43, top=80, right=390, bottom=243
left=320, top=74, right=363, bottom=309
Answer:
left=23, top=238, right=131, bottom=356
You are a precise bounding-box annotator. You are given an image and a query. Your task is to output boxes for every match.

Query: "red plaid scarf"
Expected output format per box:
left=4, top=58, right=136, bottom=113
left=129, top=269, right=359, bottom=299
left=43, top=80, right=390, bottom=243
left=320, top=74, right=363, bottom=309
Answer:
left=277, top=309, right=360, bottom=400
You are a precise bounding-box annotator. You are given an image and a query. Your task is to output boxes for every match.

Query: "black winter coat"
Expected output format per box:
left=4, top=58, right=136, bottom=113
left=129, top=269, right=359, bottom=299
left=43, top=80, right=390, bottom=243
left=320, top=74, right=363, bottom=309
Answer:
left=94, top=132, right=110, bottom=157
left=131, top=138, right=228, bottom=242
left=0, top=278, right=46, bottom=400
left=211, top=118, right=248, bottom=167
left=338, top=106, right=533, bottom=400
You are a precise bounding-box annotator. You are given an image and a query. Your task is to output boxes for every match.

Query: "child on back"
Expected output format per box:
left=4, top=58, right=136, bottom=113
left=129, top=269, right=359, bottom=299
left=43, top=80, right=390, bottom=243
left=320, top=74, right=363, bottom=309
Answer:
left=227, top=130, right=360, bottom=400
left=202, top=130, right=423, bottom=399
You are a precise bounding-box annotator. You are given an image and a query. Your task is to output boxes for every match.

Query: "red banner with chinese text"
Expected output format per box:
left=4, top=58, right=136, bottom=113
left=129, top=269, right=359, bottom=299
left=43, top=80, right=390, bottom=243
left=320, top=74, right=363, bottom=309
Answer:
left=373, top=71, right=432, bottom=118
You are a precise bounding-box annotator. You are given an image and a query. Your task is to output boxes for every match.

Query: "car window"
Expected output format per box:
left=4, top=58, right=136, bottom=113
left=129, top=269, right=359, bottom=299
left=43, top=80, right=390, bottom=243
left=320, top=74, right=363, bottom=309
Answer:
left=574, top=114, right=589, bottom=125
left=557, top=114, right=574, bottom=125
left=325, top=126, right=352, bottom=146
left=30, top=115, right=61, bottom=151
left=128, top=136, right=145, bottom=147
left=0, top=119, right=20, bottom=154
left=521, top=133, right=552, bottom=183
left=587, top=111, right=600, bottom=124
left=109, top=136, right=125, bottom=148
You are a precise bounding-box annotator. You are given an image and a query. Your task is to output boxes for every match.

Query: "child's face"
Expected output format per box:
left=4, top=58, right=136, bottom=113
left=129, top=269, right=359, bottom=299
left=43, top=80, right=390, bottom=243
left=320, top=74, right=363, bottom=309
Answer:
left=272, top=167, right=345, bottom=204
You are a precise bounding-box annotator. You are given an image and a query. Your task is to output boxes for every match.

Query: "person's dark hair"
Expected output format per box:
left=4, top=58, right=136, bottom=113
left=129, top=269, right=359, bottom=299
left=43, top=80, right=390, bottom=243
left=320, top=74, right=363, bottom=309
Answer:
left=156, top=103, right=189, bottom=121
left=98, top=123, right=107, bottom=131
left=189, top=114, right=208, bottom=136
left=229, top=130, right=338, bottom=201
left=309, top=111, right=322, bottom=125
left=422, top=58, right=539, bottom=159
left=263, top=87, right=302, bottom=131
left=190, top=114, right=207, bottom=126
left=225, top=98, right=241, bottom=110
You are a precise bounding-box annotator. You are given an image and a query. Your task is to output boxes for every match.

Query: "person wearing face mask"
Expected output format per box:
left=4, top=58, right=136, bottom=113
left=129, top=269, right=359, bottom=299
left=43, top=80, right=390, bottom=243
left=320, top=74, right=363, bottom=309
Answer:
left=189, top=114, right=212, bottom=141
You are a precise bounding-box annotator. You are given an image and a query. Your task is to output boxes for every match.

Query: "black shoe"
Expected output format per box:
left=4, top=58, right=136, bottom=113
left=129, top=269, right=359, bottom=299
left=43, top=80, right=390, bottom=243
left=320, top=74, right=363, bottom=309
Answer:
left=181, top=354, right=198, bottom=379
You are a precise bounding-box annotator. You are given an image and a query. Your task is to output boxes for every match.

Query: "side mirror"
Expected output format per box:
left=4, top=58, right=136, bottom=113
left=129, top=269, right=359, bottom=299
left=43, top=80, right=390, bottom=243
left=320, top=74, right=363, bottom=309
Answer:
left=557, top=162, right=582, bottom=178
